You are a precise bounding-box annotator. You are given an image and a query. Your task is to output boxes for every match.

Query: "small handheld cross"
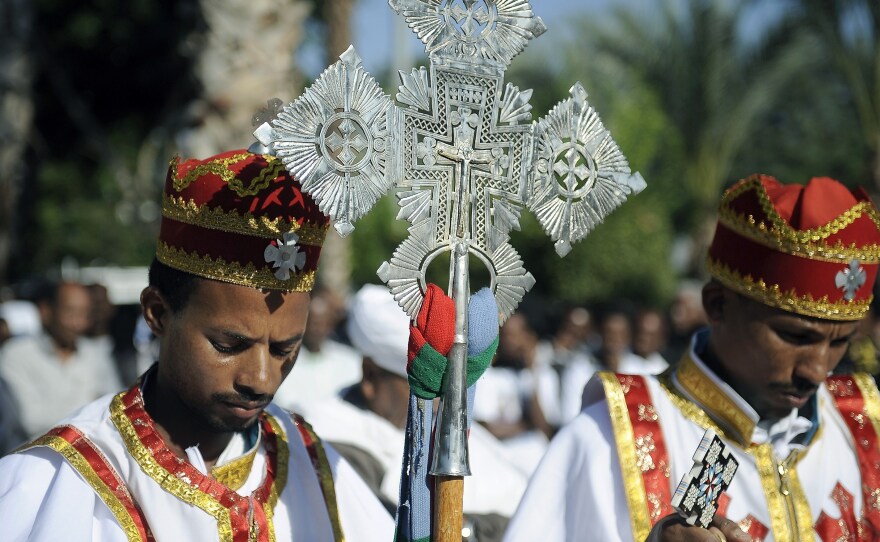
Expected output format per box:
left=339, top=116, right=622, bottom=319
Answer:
left=671, top=429, right=739, bottom=529
left=253, top=1, right=646, bottom=539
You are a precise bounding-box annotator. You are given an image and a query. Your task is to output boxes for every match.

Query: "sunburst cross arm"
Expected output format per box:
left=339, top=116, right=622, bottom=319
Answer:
left=254, top=46, right=397, bottom=237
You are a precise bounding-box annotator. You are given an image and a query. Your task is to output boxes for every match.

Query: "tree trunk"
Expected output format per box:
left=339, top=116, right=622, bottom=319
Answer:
left=178, top=0, right=310, bottom=157
left=317, top=0, right=356, bottom=295
left=0, top=0, right=34, bottom=287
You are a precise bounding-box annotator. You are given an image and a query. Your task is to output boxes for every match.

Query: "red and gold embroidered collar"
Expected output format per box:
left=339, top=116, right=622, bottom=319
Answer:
left=670, top=353, right=759, bottom=447
left=109, top=385, right=288, bottom=542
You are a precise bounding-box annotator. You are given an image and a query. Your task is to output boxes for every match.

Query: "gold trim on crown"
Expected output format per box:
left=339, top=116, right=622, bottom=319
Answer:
left=162, top=193, right=328, bottom=245
left=724, top=176, right=880, bottom=243
left=707, top=258, right=872, bottom=320
left=157, top=242, right=317, bottom=292
left=718, top=206, right=880, bottom=263
left=170, top=153, right=286, bottom=197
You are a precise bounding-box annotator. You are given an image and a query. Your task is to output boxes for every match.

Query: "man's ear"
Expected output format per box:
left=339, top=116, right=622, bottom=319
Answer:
left=360, top=358, right=377, bottom=401
left=141, top=287, right=170, bottom=336
left=37, top=300, right=52, bottom=326
left=702, top=280, right=726, bottom=324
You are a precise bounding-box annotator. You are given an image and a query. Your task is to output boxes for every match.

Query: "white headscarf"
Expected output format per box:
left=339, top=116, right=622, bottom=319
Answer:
left=346, top=285, right=411, bottom=378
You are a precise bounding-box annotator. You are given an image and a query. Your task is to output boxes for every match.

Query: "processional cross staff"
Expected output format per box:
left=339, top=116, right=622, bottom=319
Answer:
left=253, top=1, right=646, bottom=539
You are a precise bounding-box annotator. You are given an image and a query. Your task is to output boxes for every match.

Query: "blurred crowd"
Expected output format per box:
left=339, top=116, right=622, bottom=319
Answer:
left=2, top=274, right=879, bottom=479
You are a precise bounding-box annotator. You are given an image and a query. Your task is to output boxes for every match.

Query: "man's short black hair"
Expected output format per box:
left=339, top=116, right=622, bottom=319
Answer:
left=148, top=258, right=199, bottom=312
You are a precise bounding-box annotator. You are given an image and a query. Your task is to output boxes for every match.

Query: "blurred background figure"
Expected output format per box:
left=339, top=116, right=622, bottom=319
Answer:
left=546, top=305, right=602, bottom=427
left=473, top=310, right=550, bottom=474
left=0, top=300, right=41, bottom=344
left=0, top=299, right=43, bottom=453
left=594, top=307, right=667, bottom=375
left=0, top=280, right=122, bottom=438
left=273, top=284, right=361, bottom=413
left=0, top=375, right=26, bottom=455
left=664, top=279, right=708, bottom=364
left=632, top=308, right=670, bottom=371
left=83, top=282, right=117, bottom=360
left=838, top=303, right=880, bottom=376
left=298, top=285, right=526, bottom=542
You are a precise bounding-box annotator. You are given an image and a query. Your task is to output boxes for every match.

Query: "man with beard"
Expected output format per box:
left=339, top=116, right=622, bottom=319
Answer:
left=506, top=175, right=880, bottom=541
left=0, top=149, right=392, bottom=541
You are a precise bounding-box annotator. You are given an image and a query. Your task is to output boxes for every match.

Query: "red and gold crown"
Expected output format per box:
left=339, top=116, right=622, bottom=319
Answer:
left=707, top=174, right=880, bottom=320
left=157, top=149, right=330, bottom=292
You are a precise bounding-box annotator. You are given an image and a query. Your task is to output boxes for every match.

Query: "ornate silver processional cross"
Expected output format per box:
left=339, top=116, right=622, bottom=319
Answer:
left=254, top=0, right=645, bottom=480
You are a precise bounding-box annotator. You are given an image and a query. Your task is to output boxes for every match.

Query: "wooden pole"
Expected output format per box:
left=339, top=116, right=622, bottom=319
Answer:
left=433, top=476, right=464, bottom=541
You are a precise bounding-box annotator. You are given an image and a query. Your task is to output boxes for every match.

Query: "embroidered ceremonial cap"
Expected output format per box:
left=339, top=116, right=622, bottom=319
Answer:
left=707, top=174, right=880, bottom=320
left=157, top=149, right=330, bottom=292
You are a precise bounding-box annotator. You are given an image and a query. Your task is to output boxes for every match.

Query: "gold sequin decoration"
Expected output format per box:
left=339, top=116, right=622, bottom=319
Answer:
left=851, top=411, right=868, bottom=431
left=109, top=392, right=236, bottom=542
left=635, top=433, right=656, bottom=472
left=828, top=379, right=857, bottom=397
left=707, top=258, right=872, bottom=321
left=212, top=447, right=258, bottom=492
left=832, top=484, right=853, bottom=512
left=718, top=205, right=880, bottom=263
left=226, top=159, right=285, bottom=197
left=658, top=372, right=729, bottom=441
left=853, top=373, right=880, bottom=457
left=753, top=445, right=794, bottom=540
left=156, top=242, right=317, bottom=293
left=638, top=404, right=658, bottom=422
left=646, top=492, right=663, bottom=522
left=597, top=371, right=652, bottom=540
left=25, top=433, right=148, bottom=542
left=675, top=355, right=756, bottom=446
left=171, top=153, right=248, bottom=192
left=723, top=175, right=880, bottom=245
left=170, top=153, right=285, bottom=196
left=867, top=488, right=880, bottom=511
left=162, top=194, right=329, bottom=245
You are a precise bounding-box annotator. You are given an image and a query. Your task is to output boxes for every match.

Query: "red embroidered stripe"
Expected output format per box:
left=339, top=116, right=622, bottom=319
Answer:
left=41, top=425, right=154, bottom=542
left=292, top=414, right=345, bottom=542
left=616, top=374, right=675, bottom=526
left=826, top=375, right=880, bottom=537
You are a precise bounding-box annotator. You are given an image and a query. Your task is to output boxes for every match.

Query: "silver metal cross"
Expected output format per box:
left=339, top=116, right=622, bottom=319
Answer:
left=254, top=0, right=646, bottom=479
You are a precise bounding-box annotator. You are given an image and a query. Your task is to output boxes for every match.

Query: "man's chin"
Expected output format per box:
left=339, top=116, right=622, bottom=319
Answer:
left=206, top=412, right=262, bottom=434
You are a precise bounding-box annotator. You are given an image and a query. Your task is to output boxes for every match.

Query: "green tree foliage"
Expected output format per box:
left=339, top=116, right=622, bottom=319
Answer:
left=10, top=0, right=203, bottom=282
left=770, top=0, right=880, bottom=190
left=506, top=69, right=680, bottom=307
left=566, top=0, right=818, bottom=235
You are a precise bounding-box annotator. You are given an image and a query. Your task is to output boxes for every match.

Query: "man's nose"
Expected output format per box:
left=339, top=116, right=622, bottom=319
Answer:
left=794, top=343, right=834, bottom=385
left=236, top=348, right=274, bottom=397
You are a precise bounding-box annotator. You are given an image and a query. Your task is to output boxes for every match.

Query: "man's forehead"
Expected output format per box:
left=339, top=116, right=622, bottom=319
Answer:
left=736, top=291, right=862, bottom=329
left=190, top=278, right=310, bottom=313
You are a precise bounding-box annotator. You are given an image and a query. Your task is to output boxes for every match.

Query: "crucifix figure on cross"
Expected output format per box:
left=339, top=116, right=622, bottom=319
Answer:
left=253, top=1, right=646, bottom=539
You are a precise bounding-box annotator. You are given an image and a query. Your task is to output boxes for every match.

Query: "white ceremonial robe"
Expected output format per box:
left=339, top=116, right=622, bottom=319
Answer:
left=505, top=334, right=880, bottom=542
left=298, top=394, right=528, bottom=518
left=0, top=385, right=393, bottom=542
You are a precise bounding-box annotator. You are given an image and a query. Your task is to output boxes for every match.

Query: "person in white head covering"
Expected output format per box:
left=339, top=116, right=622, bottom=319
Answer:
left=296, top=284, right=529, bottom=542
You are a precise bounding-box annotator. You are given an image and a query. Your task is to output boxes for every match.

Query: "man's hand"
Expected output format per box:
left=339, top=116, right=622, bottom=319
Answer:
left=648, top=514, right=750, bottom=542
